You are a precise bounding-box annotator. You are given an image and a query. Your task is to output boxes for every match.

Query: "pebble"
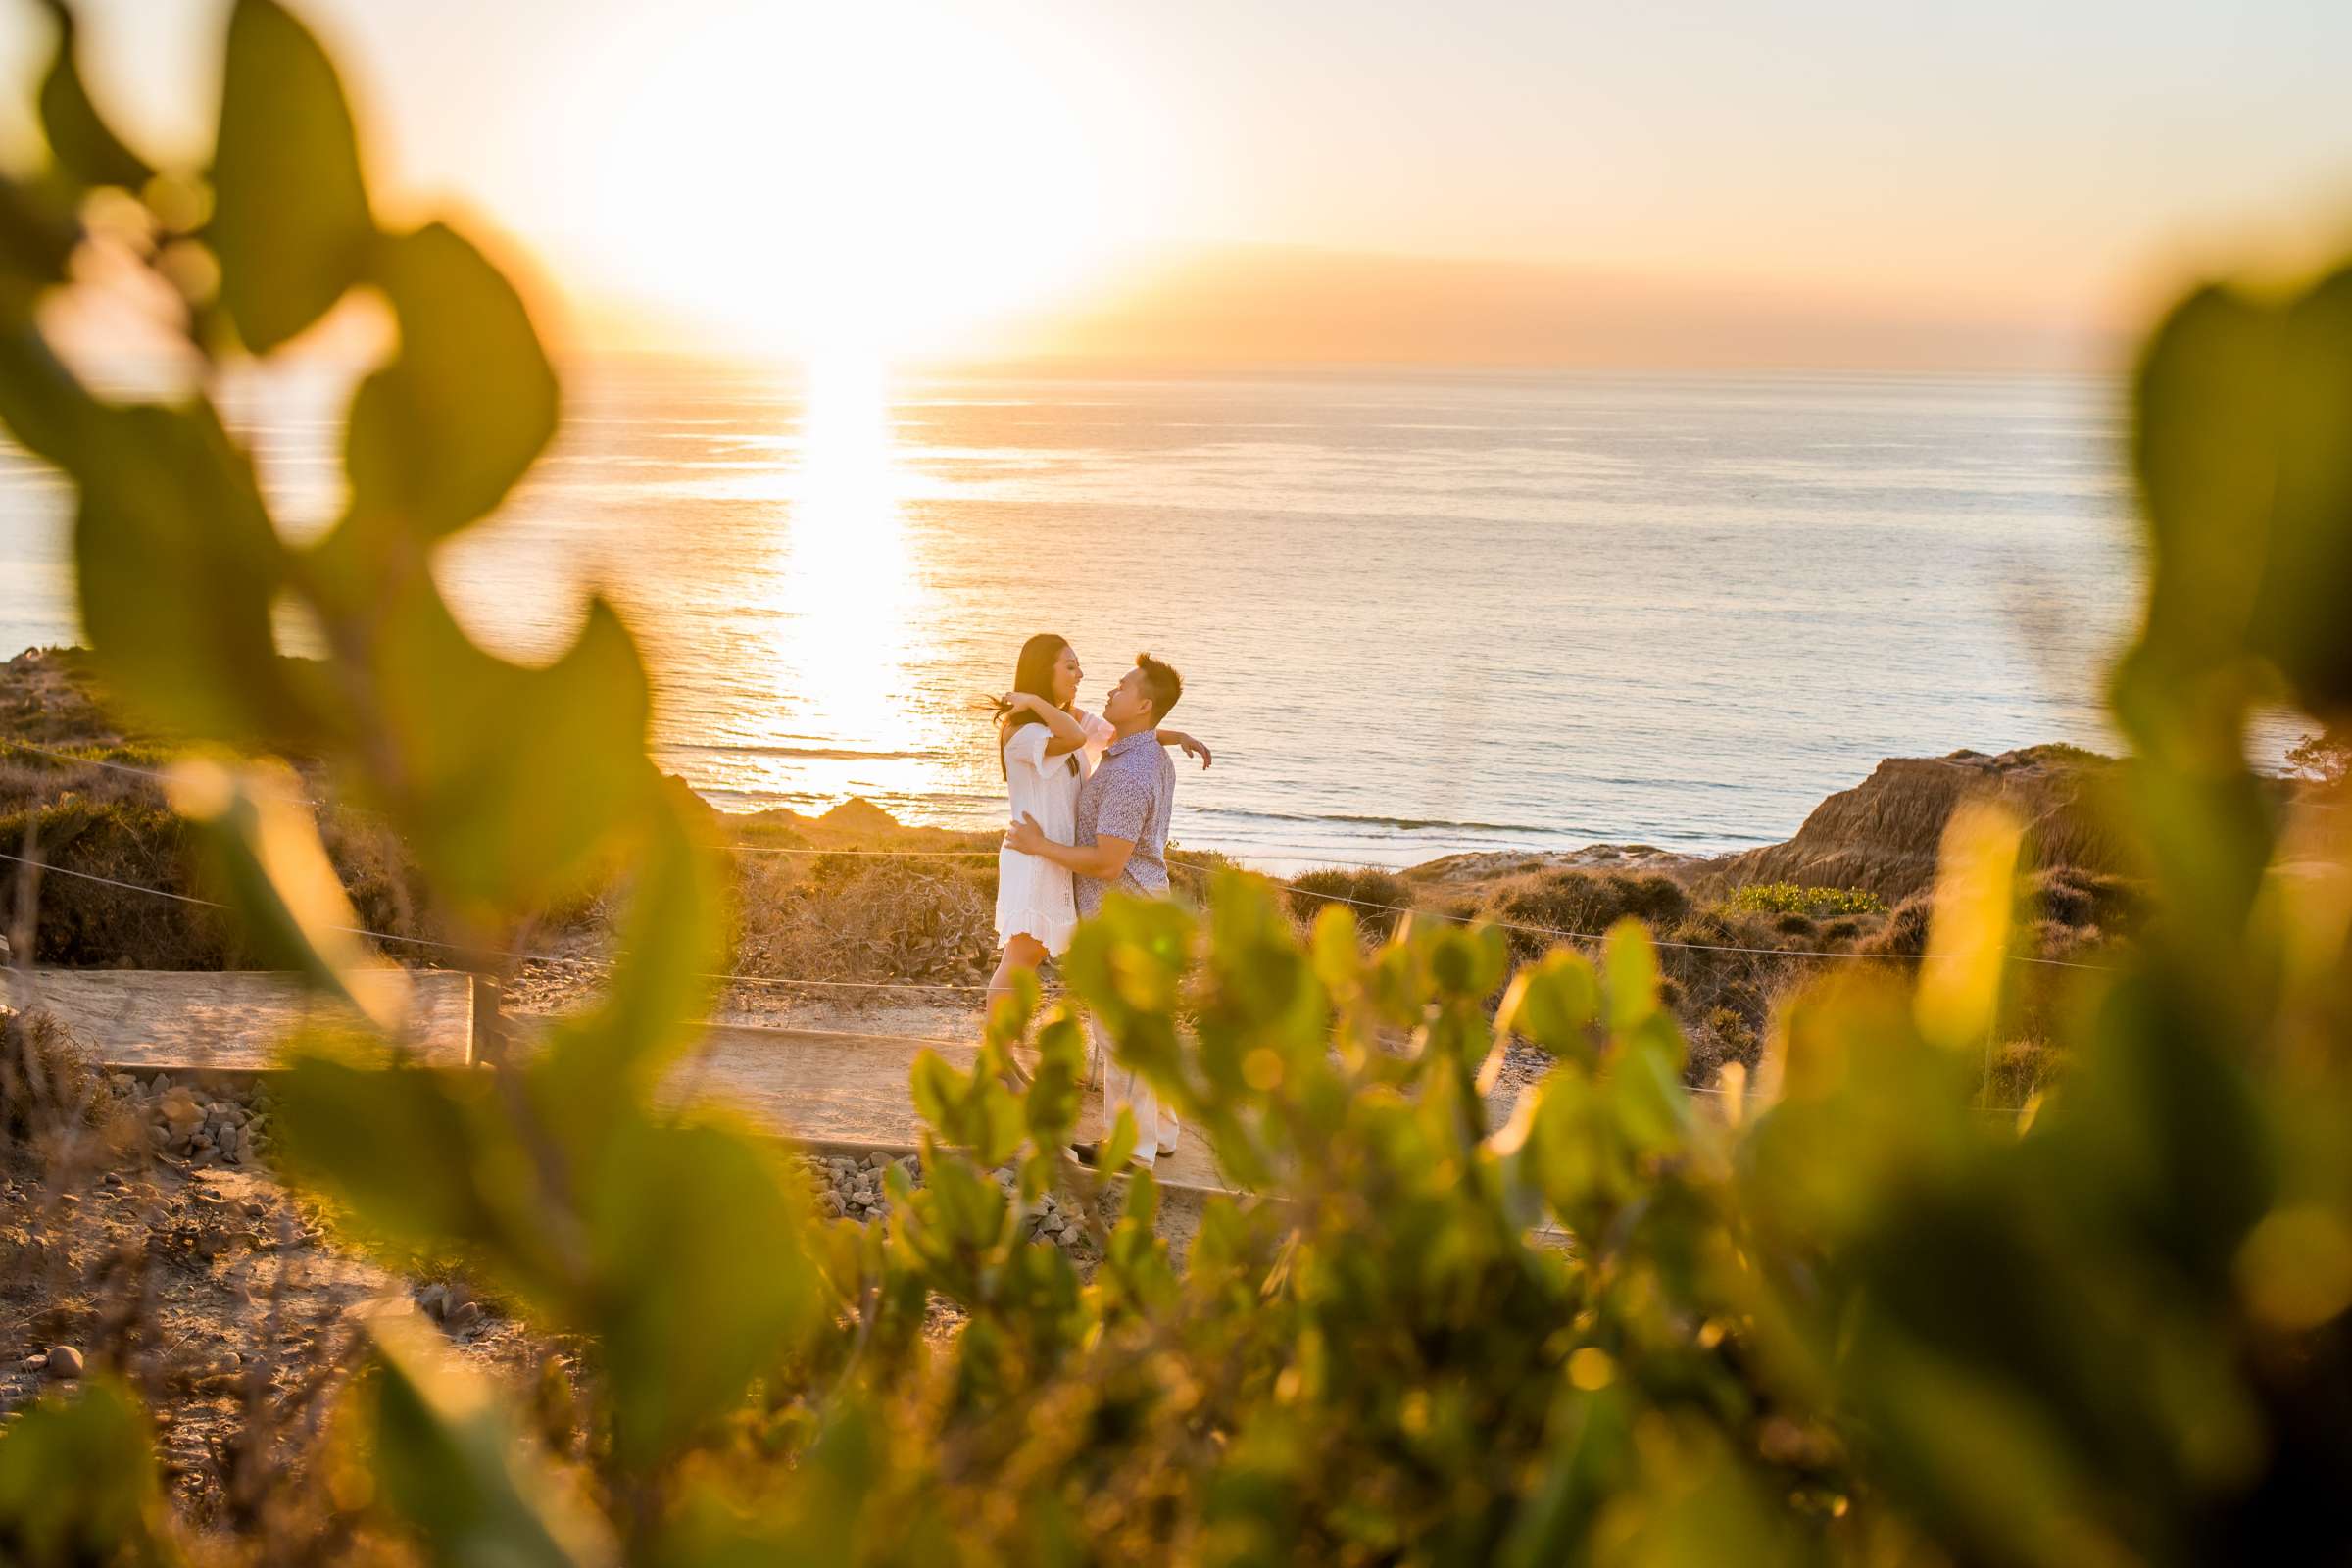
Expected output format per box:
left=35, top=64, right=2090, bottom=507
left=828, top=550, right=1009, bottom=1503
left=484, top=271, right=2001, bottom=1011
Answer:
left=115, top=1074, right=275, bottom=1167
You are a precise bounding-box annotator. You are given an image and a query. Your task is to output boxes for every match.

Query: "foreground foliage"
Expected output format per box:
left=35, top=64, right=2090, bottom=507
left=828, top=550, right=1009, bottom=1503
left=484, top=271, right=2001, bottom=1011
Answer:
left=3, top=3, right=2350, bottom=1563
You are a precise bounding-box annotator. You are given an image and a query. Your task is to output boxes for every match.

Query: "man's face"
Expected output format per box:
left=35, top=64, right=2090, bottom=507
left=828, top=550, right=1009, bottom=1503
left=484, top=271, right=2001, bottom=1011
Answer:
left=1103, top=666, right=1154, bottom=727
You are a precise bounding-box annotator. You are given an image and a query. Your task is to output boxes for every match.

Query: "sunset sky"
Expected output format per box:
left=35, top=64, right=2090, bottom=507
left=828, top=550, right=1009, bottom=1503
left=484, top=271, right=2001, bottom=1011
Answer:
left=7, top=0, right=2351, bottom=368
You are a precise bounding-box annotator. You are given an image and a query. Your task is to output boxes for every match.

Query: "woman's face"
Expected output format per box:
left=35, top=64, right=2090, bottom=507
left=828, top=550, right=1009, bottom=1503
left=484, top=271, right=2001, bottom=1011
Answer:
left=1052, top=645, right=1083, bottom=706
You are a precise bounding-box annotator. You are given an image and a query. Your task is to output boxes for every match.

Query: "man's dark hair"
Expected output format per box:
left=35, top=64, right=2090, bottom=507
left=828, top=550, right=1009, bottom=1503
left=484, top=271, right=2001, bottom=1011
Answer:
left=1135, top=652, right=1183, bottom=722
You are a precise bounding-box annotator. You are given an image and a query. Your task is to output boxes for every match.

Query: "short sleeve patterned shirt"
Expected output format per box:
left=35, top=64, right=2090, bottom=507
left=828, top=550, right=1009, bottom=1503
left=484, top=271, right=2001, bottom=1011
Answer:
left=1073, top=729, right=1176, bottom=915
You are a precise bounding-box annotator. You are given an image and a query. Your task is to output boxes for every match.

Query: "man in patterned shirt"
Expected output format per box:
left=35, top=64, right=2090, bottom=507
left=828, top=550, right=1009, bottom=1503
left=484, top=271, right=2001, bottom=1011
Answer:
left=1005, top=653, right=1185, bottom=1169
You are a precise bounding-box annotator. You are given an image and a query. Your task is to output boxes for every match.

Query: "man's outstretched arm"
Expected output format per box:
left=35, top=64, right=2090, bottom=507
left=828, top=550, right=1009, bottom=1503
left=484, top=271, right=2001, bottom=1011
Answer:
left=1006, top=813, right=1135, bottom=881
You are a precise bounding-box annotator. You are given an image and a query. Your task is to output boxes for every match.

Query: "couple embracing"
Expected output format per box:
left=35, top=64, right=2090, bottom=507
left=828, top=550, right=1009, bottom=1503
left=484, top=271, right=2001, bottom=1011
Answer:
left=988, top=635, right=1208, bottom=1172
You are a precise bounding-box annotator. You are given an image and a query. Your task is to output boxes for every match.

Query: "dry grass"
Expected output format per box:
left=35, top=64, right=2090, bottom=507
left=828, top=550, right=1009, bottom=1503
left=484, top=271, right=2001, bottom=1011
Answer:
left=732, top=851, right=1000, bottom=990
left=1284, top=867, right=1415, bottom=938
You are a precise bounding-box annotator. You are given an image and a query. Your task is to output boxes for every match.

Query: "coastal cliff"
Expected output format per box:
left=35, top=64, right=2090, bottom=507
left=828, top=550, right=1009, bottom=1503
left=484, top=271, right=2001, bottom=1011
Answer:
left=1690, top=745, right=2132, bottom=902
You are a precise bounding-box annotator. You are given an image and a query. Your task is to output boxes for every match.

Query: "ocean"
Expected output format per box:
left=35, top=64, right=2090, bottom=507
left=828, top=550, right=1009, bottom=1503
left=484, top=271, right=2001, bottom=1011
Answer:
left=0, top=359, right=2165, bottom=869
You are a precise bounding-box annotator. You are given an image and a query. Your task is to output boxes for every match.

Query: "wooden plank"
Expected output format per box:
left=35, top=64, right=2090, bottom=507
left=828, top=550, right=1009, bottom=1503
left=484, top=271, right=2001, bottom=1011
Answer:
left=5, top=973, right=1603, bottom=1201
left=662, top=1024, right=1242, bottom=1195
left=0, top=968, right=475, bottom=1072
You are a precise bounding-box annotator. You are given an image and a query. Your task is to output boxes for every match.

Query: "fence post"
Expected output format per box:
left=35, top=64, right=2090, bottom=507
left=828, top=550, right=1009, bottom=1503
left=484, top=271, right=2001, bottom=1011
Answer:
left=469, top=972, right=505, bottom=1068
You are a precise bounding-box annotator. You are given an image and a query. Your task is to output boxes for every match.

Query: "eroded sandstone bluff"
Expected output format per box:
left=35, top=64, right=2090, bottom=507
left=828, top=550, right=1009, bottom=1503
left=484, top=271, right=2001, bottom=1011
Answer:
left=1691, top=745, right=2132, bottom=902
left=1409, top=745, right=2132, bottom=902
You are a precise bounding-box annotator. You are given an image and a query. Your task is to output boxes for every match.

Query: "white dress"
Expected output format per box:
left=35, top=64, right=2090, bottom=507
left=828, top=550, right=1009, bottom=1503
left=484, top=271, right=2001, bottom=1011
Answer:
left=995, top=708, right=1114, bottom=956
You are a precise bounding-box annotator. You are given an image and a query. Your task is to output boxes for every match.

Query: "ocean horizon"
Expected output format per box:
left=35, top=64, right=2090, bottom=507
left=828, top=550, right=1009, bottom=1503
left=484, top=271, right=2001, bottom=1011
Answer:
left=0, top=357, right=2207, bottom=868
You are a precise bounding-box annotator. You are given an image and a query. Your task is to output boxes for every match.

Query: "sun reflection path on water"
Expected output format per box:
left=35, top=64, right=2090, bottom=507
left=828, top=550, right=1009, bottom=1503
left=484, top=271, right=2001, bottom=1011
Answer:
left=750, top=354, right=941, bottom=796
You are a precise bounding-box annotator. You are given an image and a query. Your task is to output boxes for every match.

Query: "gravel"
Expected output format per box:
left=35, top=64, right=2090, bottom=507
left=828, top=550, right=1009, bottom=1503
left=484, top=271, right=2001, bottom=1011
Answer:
left=110, top=1077, right=1102, bottom=1256
left=791, top=1150, right=1108, bottom=1254
left=108, top=1072, right=275, bottom=1170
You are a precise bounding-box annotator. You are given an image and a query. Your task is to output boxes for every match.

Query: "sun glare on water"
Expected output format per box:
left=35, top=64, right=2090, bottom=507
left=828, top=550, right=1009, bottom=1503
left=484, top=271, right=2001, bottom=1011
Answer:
left=758, top=351, right=934, bottom=774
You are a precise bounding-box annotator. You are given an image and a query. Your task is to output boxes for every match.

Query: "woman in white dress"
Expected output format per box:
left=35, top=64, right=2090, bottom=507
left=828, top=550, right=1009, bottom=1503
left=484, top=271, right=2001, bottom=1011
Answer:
left=989, top=633, right=1208, bottom=1012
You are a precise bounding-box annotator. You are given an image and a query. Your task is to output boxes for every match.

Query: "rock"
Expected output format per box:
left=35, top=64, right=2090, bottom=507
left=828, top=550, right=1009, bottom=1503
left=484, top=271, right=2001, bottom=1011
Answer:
left=43, top=1347, right=82, bottom=1380
left=820, top=1192, right=844, bottom=1218
left=1694, top=746, right=2129, bottom=903
left=446, top=1299, right=483, bottom=1332
left=417, top=1284, right=448, bottom=1320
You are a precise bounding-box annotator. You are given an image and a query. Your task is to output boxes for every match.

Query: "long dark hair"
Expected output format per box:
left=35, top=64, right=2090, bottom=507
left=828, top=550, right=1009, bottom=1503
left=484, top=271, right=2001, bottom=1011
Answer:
left=994, top=632, right=1080, bottom=778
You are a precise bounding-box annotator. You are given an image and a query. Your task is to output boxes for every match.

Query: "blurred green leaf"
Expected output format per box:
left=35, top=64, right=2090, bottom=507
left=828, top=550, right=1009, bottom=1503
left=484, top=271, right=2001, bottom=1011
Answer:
left=580, top=1111, right=821, bottom=1471
left=2132, top=283, right=2278, bottom=678
left=367, top=1315, right=614, bottom=1567
left=370, top=582, right=652, bottom=919
left=1602, top=919, right=1662, bottom=1038
left=73, top=400, right=313, bottom=743
left=0, top=1376, right=174, bottom=1568
left=0, top=305, right=97, bottom=462
left=2259, top=266, right=2352, bottom=710
left=167, top=758, right=397, bottom=1028
left=1023, top=1006, right=1087, bottom=1154
left=33, top=1, right=152, bottom=191
left=347, top=221, right=558, bottom=538
left=1100, top=1106, right=1139, bottom=1176
left=564, top=782, right=729, bottom=1086
left=210, top=0, right=373, bottom=352
left=2132, top=265, right=2352, bottom=712
left=1914, top=800, right=2023, bottom=1054
left=271, top=1045, right=579, bottom=1300
left=1494, top=949, right=1600, bottom=1062
left=909, top=1047, right=1022, bottom=1167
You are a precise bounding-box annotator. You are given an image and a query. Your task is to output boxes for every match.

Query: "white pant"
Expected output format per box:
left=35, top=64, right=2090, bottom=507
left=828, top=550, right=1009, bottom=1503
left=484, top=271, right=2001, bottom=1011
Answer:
left=1090, top=1014, right=1179, bottom=1164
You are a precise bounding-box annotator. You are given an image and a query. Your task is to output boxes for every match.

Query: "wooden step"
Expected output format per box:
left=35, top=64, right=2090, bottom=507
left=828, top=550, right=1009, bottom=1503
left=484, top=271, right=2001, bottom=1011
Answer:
left=2, top=967, right=476, bottom=1072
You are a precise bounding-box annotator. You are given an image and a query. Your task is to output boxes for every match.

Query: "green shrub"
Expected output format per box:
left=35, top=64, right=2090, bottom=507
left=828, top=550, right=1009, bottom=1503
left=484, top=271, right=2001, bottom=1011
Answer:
left=2026, top=865, right=2147, bottom=934
left=1282, top=865, right=1414, bottom=937
left=1489, top=868, right=1689, bottom=960
left=1861, top=892, right=1934, bottom=957
left=1722, top=881, right=1887, bottom=919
